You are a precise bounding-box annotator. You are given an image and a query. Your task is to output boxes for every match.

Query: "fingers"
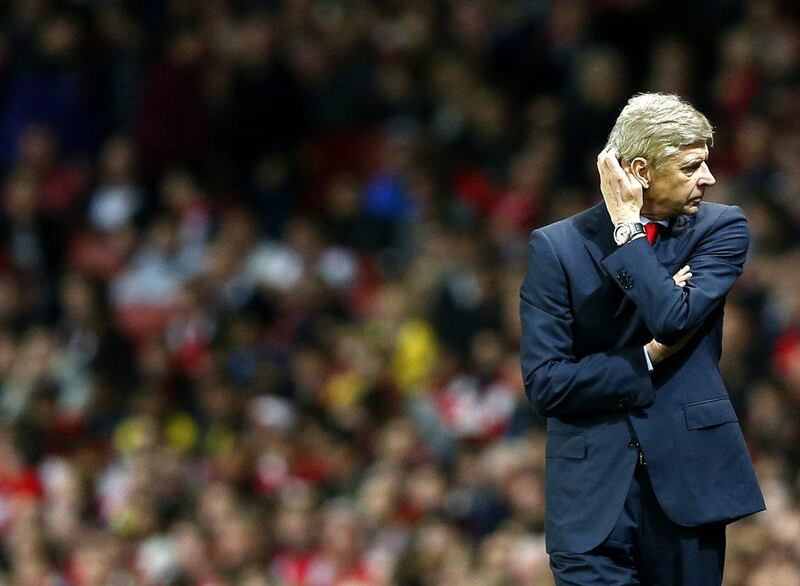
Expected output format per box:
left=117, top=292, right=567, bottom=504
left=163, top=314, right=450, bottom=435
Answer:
left=672, top=265, right=692, bottom=287
left=597, top=149, right=642, bottom=205
left=596, top=147, right=616, bottom=163
left=597, top=148, right=625, bottom=179
left=596, top=150, right=612, bottom=189
left=597, top=150, right=629, bottom=207
left=597, top=148, right=619, bottom=176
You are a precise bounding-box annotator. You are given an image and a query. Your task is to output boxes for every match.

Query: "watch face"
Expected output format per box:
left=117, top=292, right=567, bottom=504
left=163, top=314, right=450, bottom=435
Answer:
left=614, top=224, right=631, bottom=245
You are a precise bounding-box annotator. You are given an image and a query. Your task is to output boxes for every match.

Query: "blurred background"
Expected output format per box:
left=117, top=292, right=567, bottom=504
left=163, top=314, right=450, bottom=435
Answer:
left=0, top=0, right=799, bottom=584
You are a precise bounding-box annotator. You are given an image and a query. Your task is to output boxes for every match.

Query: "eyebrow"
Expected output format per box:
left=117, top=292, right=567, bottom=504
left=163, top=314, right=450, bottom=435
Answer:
left=679, top=157, right=706, bottom=169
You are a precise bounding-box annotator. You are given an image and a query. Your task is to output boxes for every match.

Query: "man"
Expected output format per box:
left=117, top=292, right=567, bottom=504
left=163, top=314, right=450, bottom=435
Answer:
left=519, top=93, right=765, bottom=584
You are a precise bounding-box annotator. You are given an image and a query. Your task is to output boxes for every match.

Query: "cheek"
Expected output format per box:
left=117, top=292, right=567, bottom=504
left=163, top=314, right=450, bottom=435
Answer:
left=674, top=178, right=695, bottom=197
left=659, top=182, right=688, bottom=203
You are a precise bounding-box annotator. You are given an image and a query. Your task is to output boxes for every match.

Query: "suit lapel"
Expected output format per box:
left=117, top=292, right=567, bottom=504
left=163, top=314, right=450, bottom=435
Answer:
left=576, top=203, right=635, bottom=324
left=579, top=202, right=616, bottom=275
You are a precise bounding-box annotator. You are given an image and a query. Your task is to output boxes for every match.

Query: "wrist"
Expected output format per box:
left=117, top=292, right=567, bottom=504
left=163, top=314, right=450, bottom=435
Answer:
left=613, top=222, right=645, bottom=246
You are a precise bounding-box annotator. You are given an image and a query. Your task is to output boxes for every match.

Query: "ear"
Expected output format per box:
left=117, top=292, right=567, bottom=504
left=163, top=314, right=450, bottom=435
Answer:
left=629, top=157, right=650, bottom=189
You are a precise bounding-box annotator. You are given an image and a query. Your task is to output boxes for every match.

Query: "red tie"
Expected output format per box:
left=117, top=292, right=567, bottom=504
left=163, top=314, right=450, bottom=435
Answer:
left=644, top=223, right=661, bottom=245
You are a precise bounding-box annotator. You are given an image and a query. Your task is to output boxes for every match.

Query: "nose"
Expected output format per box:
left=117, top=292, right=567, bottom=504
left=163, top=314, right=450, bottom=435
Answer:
left=698, top=162, right=716, bottom=187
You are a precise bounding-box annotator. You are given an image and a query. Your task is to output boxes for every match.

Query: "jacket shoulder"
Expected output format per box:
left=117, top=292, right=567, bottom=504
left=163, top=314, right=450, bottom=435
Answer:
left=695, top=202, right=746, bottom=227
left=530, top=205, right=599, bottom=243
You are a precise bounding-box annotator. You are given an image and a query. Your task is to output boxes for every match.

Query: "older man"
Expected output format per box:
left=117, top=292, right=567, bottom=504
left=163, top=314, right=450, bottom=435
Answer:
left=519, top=93, right=765, bottom=584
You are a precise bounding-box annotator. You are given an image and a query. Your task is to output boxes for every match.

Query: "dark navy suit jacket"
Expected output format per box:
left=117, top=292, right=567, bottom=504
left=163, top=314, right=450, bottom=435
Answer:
left=519, top=201, right=765, bottom=554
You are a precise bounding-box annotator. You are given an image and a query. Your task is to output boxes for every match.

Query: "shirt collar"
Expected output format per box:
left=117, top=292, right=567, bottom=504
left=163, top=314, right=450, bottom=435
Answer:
left=640, top=216, right=670, bottom=227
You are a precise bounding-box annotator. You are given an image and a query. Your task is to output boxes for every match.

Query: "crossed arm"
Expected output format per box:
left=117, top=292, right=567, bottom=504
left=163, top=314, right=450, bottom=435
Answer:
left=602, top=208, right=748, bottom=345
left=520, top=151, right=748, bottom=419
left=519, top=216, right=745, bottom=420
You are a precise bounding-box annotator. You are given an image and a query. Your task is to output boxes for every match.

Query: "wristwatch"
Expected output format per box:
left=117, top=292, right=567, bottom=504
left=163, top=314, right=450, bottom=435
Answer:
left=613, top=222, right=646, bottom=246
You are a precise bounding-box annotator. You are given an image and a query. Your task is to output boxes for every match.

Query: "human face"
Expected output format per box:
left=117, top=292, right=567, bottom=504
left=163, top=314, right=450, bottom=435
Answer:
left=641, top=142, right=716, bottom=219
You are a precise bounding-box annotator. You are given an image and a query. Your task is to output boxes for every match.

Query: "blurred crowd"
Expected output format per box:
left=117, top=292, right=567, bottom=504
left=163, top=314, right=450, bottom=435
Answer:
left=0, top=0, right=799, bottom=584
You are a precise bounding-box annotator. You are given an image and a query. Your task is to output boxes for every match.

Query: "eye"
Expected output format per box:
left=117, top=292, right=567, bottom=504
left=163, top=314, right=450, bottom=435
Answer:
left=682, top=163, right=701, bottom=175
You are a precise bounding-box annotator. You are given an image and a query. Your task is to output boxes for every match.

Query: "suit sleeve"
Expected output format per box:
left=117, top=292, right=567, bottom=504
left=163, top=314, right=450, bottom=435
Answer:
left=601, top=205, right=749, bottom=345
left=519, top=229, right=655, bottom=419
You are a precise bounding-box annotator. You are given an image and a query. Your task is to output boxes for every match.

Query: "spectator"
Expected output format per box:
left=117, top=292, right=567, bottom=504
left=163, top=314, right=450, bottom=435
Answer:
left=0, top=1, right=797, bottom=583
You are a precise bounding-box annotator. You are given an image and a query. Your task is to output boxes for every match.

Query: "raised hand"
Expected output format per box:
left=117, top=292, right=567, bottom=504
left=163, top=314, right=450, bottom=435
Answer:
left=596, top=148, right=643, bottom=225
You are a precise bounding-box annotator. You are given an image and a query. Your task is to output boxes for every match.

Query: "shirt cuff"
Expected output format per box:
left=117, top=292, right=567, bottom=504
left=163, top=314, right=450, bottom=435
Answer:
left=643, top=347, right=654, bottom=372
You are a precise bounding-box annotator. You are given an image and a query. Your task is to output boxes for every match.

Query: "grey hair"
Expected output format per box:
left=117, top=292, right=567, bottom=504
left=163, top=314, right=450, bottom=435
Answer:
left=606, top=93, right=713, bottom=169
